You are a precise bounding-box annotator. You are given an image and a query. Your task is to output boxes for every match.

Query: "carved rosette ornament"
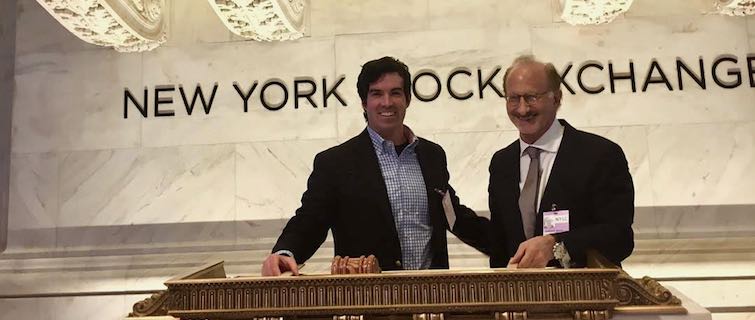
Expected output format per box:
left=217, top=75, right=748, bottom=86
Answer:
left=559, top=0, right=634, bottom=25
left=35, top=0, right=167, bottom=52
left=208, top=0, right=307, bottom=41
left=716, top=0, right=755, bottom=16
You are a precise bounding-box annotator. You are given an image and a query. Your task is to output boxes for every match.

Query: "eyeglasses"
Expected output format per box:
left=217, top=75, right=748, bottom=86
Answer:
left=504, top=91, right=552, bottom=106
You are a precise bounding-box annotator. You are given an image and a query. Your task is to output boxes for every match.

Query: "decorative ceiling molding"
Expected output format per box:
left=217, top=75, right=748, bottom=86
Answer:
left=559, top=0, right=634, bottom=25
left=208, top=0, right=307, bottom=41
left=715, top=0, right=755, bottom=16
left=35, top=0, right=167, bottom=52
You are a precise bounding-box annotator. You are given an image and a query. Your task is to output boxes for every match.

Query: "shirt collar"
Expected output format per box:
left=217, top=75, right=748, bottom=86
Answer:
left=367, top=125, right=419, bottom=155
left=519, top=118, right=564, bottom=157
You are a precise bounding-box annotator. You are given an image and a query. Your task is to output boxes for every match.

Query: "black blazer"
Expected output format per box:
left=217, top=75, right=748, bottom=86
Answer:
left=487, top=119, right=635, bottom=267
left=272, top=129, right=479, bottom=271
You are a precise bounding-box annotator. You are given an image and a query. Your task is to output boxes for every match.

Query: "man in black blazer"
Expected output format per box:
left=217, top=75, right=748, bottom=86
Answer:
left=261, top=57, right=482, bottom=275
left=481, top=56, right=634, bottom=268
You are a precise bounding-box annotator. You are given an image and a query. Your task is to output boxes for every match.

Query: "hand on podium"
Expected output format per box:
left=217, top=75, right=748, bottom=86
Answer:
left=261, top=253, right=300, bottom=276
left=507, top=235, right=556, bottom=268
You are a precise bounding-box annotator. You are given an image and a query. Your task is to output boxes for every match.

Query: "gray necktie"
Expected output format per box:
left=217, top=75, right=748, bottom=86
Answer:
left=519, top=146, right=542, bottom=239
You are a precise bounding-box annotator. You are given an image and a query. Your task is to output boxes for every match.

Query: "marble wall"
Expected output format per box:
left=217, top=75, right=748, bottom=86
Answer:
left=0, top=0, right=17, bottom=252
left=9, top=1, right=755, bottom=244
left=2, top=0, right=755, bottom=319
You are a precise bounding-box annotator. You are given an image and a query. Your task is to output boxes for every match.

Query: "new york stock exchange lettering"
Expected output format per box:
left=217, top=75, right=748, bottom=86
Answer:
left=122, top=54, right=755, bottom=119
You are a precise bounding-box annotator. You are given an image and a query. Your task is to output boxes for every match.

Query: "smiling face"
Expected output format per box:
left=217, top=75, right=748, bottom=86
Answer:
left=362, top=72, right=409, bottom=143
left=504, top=62, right=562, bottom=144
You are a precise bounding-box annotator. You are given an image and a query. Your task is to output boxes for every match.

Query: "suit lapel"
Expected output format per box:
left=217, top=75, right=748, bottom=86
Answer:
left=504, top=144, right=526, bottom=242
left=352, top=129, right=399, bottom=239
left=415, top=141, right=440, bottom=191
left=502, top=143, right=527, bottom=244
left=537, top=120, right=575, bottom=225
left=415, top=140, right=444, bottom=228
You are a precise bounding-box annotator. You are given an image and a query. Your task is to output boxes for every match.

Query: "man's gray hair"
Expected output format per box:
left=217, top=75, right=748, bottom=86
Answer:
left=502, top=55, right=562, bottom=95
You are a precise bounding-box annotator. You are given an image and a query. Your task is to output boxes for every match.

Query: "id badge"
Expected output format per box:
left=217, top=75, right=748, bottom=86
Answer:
left=543, top=209, right=569, bottom=235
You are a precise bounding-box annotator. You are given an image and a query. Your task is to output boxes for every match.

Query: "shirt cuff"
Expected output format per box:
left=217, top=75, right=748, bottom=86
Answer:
left=273, top=249, right=295, bottom=261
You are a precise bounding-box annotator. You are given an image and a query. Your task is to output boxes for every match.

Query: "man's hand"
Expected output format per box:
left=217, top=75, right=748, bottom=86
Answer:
left=261, top=254, right=299, bottom=276
left=507, top=235, right=556, bottom=268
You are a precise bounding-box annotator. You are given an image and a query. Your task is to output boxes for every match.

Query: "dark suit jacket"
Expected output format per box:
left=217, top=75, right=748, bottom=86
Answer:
left=486, top=119, right=635, bottom=267
left=272, top=129, right=480, bottom=271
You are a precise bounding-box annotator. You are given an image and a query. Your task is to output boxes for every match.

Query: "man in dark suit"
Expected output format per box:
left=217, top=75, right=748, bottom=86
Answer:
left=261, top=57, right=482, bottom=275
left=484, top=55, right=634, bottom=268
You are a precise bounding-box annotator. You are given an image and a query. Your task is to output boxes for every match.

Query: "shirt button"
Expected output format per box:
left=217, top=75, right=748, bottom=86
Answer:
left=395, top=260, right=402, bottom=267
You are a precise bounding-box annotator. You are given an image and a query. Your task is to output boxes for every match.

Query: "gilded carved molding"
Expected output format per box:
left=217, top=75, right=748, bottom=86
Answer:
left=716, top=0, right=755, bottom=16
left=35, top=0, right=167, bottom=52
left=128, top=258, right=687, bottom=320
left=208, top=0, right=307, bottom=41
left=162, top=263, right=618, bottom=319
left=559, top=0, right=634, bottom=25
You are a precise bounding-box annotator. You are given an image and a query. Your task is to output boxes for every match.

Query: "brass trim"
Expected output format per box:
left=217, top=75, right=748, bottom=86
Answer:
left=413, top=313, right=445, bottom=320
left=495, top=311, right=527, bottom=320
left=574, top=310, right=611, bottom=320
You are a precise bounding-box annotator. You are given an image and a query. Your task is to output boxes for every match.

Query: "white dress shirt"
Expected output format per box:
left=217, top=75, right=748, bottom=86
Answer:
left=518, top=119, right=565, bottom=211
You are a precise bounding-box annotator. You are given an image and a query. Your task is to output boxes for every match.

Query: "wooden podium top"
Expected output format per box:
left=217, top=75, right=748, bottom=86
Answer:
left=130, top=254, right=685, bottom=320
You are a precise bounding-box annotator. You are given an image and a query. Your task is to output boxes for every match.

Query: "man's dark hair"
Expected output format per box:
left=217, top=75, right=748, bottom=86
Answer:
left=357, top=56, right=412, bottom=105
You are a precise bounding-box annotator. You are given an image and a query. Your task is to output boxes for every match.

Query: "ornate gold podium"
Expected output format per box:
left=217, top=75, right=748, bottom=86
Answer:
left=130, top=253, right=684, bottom=320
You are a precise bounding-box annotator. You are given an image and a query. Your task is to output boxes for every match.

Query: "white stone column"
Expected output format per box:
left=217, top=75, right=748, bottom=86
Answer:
left=0, top=0, right=16, bottom=252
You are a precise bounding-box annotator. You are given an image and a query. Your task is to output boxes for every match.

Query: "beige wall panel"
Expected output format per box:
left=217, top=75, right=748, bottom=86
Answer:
left=58, top=145, right=235, bottom=226
left=236, top=139, right=338, bottom=221
left=648, top=122, right=755, bottom=206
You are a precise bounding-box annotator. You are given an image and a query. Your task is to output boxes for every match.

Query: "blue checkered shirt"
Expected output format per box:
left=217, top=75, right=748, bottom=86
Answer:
left=367, top=126, right=432, bottom=270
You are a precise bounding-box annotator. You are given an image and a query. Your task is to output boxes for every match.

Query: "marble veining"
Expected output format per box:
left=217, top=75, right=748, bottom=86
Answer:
left=236, top=139, right=338, bottom=221
left=648, top=122, right=755, bottom=206
left=13, top=49, right=142, bottom=154
left=58, top=145, right=235, bottom=227
left=8, top=153, right=58, bottom=230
